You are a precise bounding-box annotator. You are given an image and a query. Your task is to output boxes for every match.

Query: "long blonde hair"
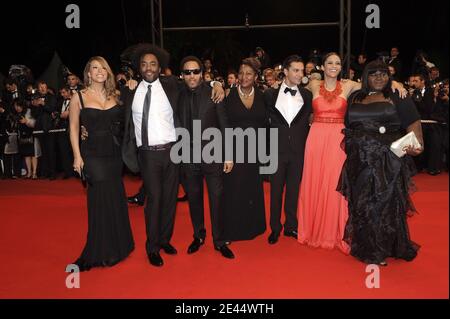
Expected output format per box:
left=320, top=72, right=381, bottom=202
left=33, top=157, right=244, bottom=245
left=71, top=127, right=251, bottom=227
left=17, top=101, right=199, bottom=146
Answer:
left=83, top=56, right=118, bottom=100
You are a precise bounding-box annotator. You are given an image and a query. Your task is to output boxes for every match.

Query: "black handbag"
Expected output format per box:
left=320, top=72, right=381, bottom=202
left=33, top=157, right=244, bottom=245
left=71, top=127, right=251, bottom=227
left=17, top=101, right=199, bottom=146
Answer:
left=80, top=168, right=92, bottom=187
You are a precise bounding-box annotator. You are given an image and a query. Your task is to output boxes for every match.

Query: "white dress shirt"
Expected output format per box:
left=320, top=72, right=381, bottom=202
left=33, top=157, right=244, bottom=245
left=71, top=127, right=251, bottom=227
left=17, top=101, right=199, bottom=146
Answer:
left=275, top=81, right=304, bottom=126
left=132, top=78, right=176, bottom=147
left=61, top=99, right=70, bottom=113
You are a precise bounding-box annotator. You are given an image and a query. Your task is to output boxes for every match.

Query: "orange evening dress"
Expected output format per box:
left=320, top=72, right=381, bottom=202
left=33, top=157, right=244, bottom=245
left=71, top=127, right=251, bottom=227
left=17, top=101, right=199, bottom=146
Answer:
left=297, top=82, right=350, bottom=254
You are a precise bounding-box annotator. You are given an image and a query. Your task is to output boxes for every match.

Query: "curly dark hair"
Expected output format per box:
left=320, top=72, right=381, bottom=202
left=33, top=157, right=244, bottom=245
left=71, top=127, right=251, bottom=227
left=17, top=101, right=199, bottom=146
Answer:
left=241, top=57, right=261, bottom=74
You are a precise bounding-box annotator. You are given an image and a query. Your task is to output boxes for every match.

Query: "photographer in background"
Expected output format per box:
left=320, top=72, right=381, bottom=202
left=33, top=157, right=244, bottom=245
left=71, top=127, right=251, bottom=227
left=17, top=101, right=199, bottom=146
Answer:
left=263, top=70, right=278, bottom=90
left=301, top=61, right=322, bottom=87
left=13, top=99, right=40, bottom=179
left=4, top=79, right=24, bottom=112
left=116, top=61, right=135, bottom=89
left=3, top=100, right=21, bottom=179
left=410, top=73, right=441, bottom=175
left=54, top=86, right=73, bottom=179
left=352, top=53, right=368, bottom=81
left=429, top=67, right=441, bottom=86
left=432, top=79, right=449, bottom=171
left=67, top=74, right=84, bottom=94
left=0, top=99, right=9, bottom=178
left=388, top=47, right=402, bottom=80
left=254, top=47, right=271, bottom=71
left=31, top=80, right=57, bottom=179
left=227, top=70, right=238, bottom=89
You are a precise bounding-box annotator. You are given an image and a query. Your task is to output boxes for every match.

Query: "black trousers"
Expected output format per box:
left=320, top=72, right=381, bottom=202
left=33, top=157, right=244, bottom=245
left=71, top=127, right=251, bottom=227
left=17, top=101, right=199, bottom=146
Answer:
left=38, top=133, right=56, bottom=177
left=3, top=153, right=21, bottom=178
left=415, top=123, right=444, bottom=172
left=56, top=131, right=73, bottom=177
left=138, top=148, right=179, bottom=254
left=183, top=164, right=225, bottom=246
left=269, top=154, right=302, bottom=234
left=133, top=170, right=186, bottom=201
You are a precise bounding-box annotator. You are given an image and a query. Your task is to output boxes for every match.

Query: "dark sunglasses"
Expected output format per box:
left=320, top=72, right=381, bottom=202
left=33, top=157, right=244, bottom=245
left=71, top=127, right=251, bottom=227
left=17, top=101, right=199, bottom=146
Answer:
left=368, top=71, right=389, bottom=78
left=182, top=69, right=202, bottom=76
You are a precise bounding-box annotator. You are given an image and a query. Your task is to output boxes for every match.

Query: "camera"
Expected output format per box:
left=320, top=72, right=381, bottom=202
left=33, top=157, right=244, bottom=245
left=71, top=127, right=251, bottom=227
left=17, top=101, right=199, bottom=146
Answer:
left=119, top=60, right=135, bottom=82
left=432, top=81, right=447, bottom=98
left=117, top=61, right=135, bottom=88
left=52, top=111, right=62, bottom=128
left=11, top=113, right=24, bottom=122
left=277, top=72, right=285, bottom=81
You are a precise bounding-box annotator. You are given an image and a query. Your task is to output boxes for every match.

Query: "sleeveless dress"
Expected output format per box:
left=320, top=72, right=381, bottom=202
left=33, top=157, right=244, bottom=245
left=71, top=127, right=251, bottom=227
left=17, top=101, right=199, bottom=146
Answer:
left=338, top=97, right=420, bottom=264
left=222, top=87, right=266, bottom=241
left=297, top=89, right=350, bottom=254
left=73, top=93, right=134, bottom=271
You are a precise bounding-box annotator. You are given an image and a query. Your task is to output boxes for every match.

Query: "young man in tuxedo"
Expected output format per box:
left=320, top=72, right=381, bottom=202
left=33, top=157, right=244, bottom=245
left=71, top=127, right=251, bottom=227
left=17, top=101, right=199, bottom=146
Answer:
left=263, top=55, right=312, bottom=245
left=388, top=47, right=402, bottom=81
left=410, top=73, right=441, bottom=175
left=121, top=45, right=224, bottom=267
left=178, top=56, right=235, bottom=259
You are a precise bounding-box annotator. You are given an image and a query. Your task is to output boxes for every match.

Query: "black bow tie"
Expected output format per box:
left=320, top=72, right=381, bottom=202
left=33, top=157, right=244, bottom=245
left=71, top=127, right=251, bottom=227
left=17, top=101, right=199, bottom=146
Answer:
left=284, top=87, right=297, bottom=96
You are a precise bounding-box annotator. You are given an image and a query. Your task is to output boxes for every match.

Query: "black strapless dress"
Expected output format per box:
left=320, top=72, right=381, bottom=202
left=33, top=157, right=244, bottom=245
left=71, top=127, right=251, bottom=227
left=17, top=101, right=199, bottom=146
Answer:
left=338, top=101, right=420, bottom=264
left=74, top=105, right=134, bottom=271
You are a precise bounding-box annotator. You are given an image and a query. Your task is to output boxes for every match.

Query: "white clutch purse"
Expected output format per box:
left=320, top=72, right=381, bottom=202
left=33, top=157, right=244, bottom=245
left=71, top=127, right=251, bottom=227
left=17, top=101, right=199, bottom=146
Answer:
left=390, top=131, right=421, bottom=158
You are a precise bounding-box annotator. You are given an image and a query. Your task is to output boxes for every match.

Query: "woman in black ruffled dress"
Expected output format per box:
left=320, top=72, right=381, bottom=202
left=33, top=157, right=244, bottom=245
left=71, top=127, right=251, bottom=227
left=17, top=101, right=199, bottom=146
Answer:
left=339, top=60, right=423, bottom=266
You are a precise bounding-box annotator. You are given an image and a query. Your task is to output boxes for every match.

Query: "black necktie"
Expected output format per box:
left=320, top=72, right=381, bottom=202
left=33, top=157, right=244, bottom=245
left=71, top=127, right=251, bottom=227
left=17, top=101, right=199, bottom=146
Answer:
left=141, top=84, right=152, bottom=147
left=284, top=87, right=297, bottom=96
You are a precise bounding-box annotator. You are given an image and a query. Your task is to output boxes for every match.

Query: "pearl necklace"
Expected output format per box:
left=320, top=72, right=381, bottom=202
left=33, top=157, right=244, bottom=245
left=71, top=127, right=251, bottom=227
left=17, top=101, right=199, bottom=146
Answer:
left=238, top=85, right=254, bottom=98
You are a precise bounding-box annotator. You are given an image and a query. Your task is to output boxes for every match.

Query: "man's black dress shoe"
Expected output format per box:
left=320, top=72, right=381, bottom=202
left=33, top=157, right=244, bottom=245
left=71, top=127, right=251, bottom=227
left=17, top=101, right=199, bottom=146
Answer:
left=148, top=252, right=163, bottom=267
left=428, top=170, right=441, bottom=176
left=187, top=237, right=204, bottom=254
left=127, top=195, right=144, bottom=206
left=284, top=230, right=298, bottom=239
left=177, top=194, right=188, bottom=202
left=268, top=232, right=279, bottom=244
left=214, top=245, right=235, bottom=259
left=161, top=243, right=177, bottom=255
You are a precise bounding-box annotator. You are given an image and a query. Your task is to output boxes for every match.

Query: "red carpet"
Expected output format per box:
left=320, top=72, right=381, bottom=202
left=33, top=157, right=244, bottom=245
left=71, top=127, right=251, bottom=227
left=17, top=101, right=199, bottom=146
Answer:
left=0, top=173, right=448, bottom=299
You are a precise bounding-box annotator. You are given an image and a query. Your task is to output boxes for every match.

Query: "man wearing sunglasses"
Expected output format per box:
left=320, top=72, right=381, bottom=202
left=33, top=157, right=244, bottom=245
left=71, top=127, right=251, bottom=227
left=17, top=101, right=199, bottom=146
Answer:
left=121, top=45, right=225, bottom=267
left=178, top=55, right=235, bottom=259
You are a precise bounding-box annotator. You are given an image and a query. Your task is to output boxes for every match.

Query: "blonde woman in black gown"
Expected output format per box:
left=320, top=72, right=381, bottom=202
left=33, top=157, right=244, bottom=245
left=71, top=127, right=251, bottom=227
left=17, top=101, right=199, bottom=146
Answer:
left=69, top=56, right=134, bottom=271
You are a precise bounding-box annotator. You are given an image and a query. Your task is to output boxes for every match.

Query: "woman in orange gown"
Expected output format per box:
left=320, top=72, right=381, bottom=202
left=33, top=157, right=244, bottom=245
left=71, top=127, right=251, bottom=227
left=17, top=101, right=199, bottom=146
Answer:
left=298, top=53, right=406, bottom=254
left=297, top=53, right=353, bottom=253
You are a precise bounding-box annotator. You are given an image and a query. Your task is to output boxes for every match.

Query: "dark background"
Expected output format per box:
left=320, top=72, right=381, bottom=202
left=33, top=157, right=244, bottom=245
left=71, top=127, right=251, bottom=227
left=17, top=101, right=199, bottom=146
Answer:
left=1, top=0, right=448, bottom=80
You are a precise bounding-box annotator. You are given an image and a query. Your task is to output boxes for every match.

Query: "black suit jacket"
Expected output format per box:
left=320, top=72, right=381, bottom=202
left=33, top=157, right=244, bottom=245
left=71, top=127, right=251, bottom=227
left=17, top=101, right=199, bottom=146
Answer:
left=122, top=76, right=182, bottom=173
left=33, top=93, right=57, bottom=132
left=414, top=87, right=436, bottom=120
left=264, top=86, right=312, bottom=162
left=389, top=57, right=402, bottom=80
left=178, top=81, right=230, bottom=173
